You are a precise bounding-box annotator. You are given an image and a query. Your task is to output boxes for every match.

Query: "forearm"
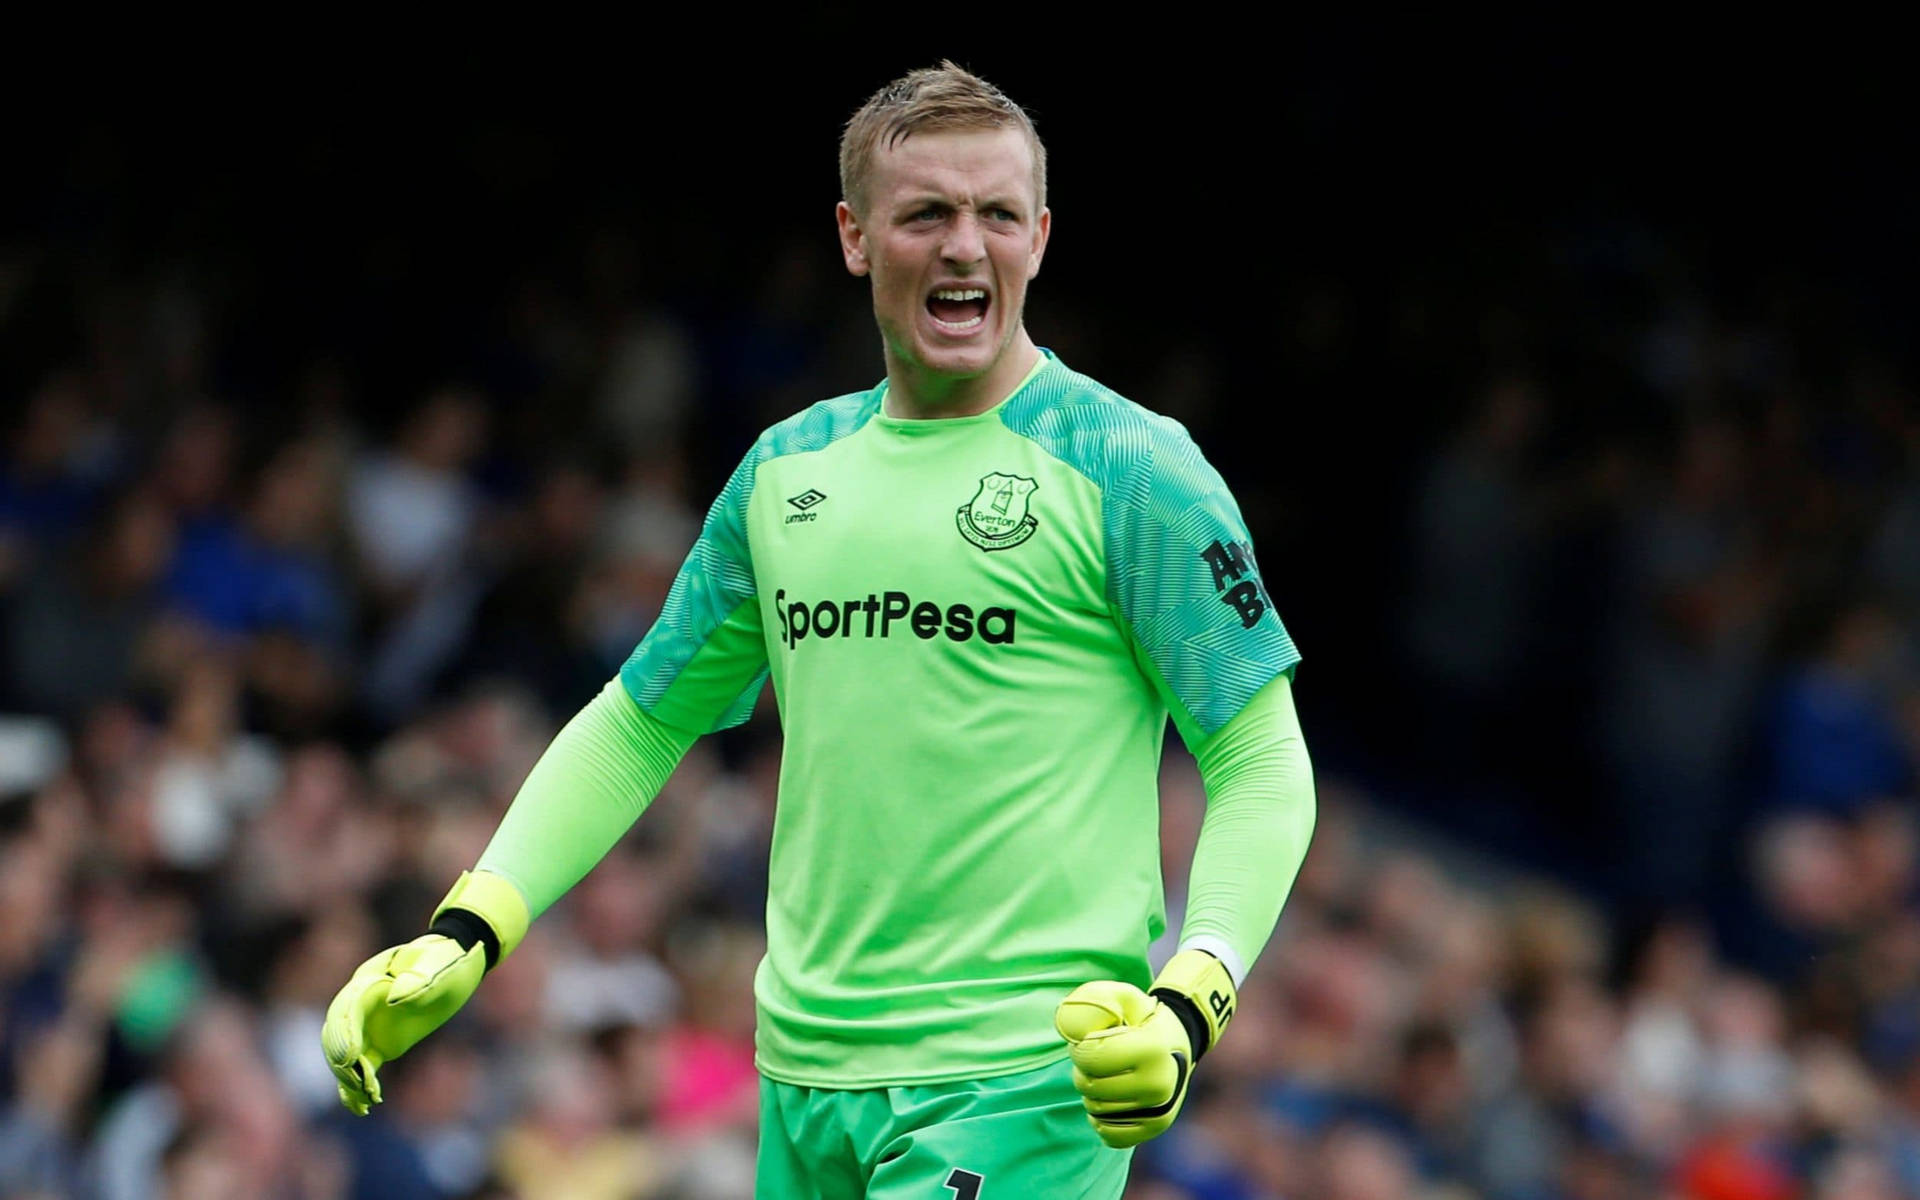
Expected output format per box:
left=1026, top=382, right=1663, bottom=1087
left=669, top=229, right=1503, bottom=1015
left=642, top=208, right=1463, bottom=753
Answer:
left=1178, top=674, right=1316, bottom=985
left=475, top=677, right=697, bottom=919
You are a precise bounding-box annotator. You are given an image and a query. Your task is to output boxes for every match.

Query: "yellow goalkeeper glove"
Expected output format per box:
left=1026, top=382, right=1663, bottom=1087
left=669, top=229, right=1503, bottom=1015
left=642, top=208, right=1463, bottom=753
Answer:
left=1053, top=949, right=1236, bottom=1148
left=320, top=871, right=528, bottom=1115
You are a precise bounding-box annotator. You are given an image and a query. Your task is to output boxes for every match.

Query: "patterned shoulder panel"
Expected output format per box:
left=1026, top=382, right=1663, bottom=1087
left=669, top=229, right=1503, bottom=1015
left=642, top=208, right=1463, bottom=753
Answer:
left=999, top=360, right=1299, bottom=739
left=621, top=386, right=883, bottom=728
left=754, top=387, right=887, bottom=466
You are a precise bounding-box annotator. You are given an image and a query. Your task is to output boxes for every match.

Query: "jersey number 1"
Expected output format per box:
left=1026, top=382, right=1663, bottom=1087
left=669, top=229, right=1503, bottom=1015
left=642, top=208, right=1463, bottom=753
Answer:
left=944, top=1167, right=984, bottom=1199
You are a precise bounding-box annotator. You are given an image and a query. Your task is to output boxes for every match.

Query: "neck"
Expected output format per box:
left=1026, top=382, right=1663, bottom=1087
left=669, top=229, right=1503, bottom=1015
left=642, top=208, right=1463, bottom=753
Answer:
left=883, top=331, right=1041, bottom=419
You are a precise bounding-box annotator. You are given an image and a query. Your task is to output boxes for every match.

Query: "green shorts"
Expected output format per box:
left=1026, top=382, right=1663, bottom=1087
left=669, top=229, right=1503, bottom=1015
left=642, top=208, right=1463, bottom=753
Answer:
left=755, top=1057, right=1131, bottom=1199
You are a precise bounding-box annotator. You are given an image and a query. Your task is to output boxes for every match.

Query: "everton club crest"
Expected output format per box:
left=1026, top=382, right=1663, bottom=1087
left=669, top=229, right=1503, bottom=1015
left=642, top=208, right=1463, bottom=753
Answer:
left=957, top=473, right=1039, bottom=551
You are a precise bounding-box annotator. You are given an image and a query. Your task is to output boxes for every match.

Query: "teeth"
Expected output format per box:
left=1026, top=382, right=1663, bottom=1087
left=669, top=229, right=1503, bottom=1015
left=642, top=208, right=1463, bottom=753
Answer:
left=931, top=314, right=985, bottom=330
left=932, top=288, right=987, bottom=301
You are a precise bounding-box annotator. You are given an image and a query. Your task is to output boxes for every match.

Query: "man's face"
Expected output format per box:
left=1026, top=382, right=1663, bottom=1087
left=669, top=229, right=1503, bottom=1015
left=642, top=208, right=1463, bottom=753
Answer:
left=837, top=128, right=1050, bottom=382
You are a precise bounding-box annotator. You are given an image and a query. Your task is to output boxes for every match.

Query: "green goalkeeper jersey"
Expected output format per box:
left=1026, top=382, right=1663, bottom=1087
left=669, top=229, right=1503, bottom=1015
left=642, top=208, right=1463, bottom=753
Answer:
left=621, top=351, right=1300, bottom=1087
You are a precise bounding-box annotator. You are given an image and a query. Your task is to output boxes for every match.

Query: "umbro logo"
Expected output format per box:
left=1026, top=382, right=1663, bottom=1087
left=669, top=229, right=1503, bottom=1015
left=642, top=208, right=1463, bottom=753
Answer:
left=786, top=489, right=827, bottom=525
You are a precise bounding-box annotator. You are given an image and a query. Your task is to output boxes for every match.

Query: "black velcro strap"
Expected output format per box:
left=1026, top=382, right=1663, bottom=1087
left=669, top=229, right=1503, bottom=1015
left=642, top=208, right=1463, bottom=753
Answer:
left=1151, top=987, right=1212, bottom=1064
left=429, top=908, right=502, bottom=972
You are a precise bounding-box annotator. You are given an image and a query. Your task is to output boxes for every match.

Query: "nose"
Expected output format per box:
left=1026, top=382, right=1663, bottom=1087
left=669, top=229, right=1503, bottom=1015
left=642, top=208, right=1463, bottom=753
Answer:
left=941, top=212, right=987, bottom=269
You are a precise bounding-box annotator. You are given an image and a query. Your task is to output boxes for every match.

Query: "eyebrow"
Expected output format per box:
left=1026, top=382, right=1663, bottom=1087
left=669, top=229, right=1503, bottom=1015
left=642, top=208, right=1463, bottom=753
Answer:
left=894, top=194, right=1027, bottom=214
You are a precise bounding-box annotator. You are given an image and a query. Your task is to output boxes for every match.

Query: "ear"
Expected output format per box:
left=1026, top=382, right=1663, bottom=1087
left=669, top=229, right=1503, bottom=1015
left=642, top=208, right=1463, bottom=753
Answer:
left=1027, top=207, right=1051, bottom=281
left=836, top=201, right=870, bottom=277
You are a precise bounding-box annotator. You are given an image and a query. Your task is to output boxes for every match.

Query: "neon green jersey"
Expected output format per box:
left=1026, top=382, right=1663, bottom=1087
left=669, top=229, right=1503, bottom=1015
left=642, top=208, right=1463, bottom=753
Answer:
left=621, top=351, right=1300, bottom=1087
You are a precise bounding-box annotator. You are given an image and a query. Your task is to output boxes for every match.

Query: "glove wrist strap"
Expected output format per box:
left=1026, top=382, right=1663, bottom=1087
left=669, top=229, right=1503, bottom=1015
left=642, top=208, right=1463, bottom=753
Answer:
left=429, top=908, right=502, bottom=971
left=429, top=870, right=531, bottom=969
left=1150, top=986, right=1214, bottom=1063
left=1151, top=949, right=1238, bottom=1057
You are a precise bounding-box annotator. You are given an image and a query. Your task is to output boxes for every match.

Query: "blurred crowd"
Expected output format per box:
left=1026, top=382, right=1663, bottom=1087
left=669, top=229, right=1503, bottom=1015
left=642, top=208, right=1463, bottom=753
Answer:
left=4, top=114, right=1920, bottom=1200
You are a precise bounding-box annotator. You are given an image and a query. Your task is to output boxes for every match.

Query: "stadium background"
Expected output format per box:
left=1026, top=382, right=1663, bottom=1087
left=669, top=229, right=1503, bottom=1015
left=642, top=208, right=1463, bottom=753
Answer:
left=3, top=33, right=1919, bottom=1200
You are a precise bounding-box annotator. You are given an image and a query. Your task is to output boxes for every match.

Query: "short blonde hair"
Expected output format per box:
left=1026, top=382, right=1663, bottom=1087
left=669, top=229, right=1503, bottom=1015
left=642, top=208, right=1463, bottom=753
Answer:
left=839, top=61, right=1047, bottom=216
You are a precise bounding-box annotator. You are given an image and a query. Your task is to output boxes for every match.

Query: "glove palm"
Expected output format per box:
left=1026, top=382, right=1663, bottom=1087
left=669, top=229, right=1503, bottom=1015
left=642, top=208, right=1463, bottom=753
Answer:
left=321, top=934, right=484, bottom=1115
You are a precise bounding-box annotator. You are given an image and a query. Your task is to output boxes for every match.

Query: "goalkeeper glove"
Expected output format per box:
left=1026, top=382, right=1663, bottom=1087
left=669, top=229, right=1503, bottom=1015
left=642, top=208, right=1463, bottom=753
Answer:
left=1053, top=949, right=1236, bottom=1148
left=320, top=871, right=528, bottom=1115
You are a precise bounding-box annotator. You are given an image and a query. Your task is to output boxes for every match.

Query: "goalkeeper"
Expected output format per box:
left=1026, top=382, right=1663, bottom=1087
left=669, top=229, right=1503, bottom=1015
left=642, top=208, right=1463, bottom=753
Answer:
left=323, top=61, right=1315, bottom=1198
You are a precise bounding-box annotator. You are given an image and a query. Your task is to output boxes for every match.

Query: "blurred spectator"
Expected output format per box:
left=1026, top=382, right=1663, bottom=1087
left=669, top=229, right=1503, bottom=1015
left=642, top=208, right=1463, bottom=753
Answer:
left=492, top=1041, right=669, bottom=1200
left=456, top=457, right=610, bottom=710
left=346, top=389, right=487, bottom=601
left=164, top=435, right=350, bottom=660
left=142, top=661, right=281, bottom=870
left=3, top=490, right=175, bottom=722
left=0, top=373, right=114, bottom=590
left=86, top=997, right=324, bottom=1200
left=1403, top=377, right=1544, bottom=770
left=1316, top=1122, right=1418, bottom=1200
left=580, top=453, right=699, bottom=677
left=1468, top=975, right=1619, bottom=1199
left=542, top=846, right=680, bottom=1035
left=349, top=388, right=491, bottom=722
left=594, top=306, right=699, bottom=460
left=1764, top=600, right=1913, bottom=815
left=1604, top=418, right=1783, bottom=906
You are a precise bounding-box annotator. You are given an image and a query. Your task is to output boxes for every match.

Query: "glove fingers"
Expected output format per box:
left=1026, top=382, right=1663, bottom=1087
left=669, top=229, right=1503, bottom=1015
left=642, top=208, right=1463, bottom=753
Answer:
left=387, top=936, right=478, bottom=1004
left=1071, top=1051, right=1181, bottom=1107
left=1072, top=1063, right=1161, bottom=1104
left=1055, top=980, right=1154, bottom=1041
left=335, top=1082, right=368, bottom=1117
left=1067, top=1025, right=1165, bottom=1079
left=323, top=948, right=399, bottom=1032
left=321, top=970, right=392, bottom=1077
left=322, top=971, right=389, bottom=1111
left=1088, top=1116, right=1157, bottom=1149
left=1084, top=1091, right=1172, bottom=1117
left=330, top=1054, right=383, bottom=1116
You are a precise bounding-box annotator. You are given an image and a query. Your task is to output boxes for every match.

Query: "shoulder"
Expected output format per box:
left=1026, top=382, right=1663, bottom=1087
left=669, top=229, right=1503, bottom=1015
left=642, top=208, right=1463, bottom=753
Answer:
left=716, top=387, right=881, bottom=503
left=747, top=387, right=883, bottom=465
left=707, top=387, right=881, bottom=520
left=997, top=359, right=1216, bottom=501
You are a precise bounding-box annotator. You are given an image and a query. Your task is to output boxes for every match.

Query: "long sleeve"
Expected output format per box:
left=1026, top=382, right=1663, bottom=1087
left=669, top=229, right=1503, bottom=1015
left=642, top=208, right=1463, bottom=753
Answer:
left=475, top=677, right=697, bottom=918
left=1176, top=673, right=1316, bottom=985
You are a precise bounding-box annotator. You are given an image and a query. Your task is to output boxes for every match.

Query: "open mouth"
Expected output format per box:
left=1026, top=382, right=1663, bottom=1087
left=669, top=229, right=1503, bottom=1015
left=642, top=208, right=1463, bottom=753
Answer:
left=926, top=287, right=990, bottom=333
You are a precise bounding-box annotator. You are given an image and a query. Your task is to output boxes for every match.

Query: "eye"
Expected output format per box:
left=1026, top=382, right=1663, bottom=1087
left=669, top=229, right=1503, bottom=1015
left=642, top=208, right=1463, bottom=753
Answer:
left=912, top=207, right=944, bottom=223
left=988, top=208, right=1018, bottom=223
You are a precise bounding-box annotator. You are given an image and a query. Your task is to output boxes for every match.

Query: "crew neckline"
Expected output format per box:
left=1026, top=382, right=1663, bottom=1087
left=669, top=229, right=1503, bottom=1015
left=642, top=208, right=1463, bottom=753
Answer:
left=872, top=350, right=1055, bottom=431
